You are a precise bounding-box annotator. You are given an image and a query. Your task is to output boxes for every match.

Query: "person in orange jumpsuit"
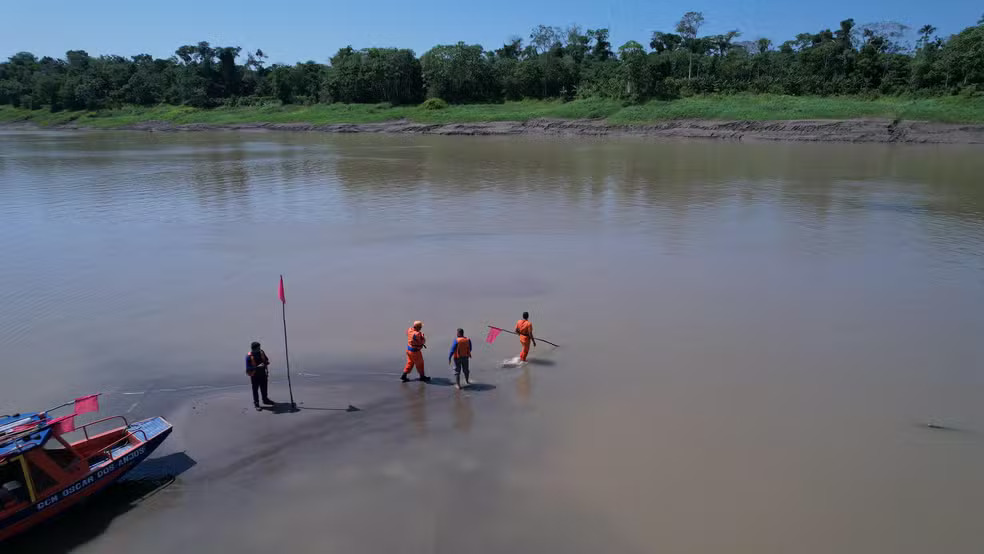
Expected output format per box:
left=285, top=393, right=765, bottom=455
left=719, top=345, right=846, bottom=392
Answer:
left=515, top=312, right=536, bottom=362
left=402, top=320, right=430, bottom=383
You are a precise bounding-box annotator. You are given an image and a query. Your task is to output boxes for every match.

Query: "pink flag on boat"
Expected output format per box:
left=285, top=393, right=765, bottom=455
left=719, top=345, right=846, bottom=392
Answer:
left=486, top=327, right=501, bottom=344
left=51, top=415, right=75, bottom=435
left=74, top=394, right=99, bottom=415
left=279, top=275, right=286, bottom=304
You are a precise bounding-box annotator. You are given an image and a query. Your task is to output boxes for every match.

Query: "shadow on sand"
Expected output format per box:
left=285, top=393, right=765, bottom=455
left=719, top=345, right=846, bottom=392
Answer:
left=261, top=401, right=360, bottom=414
left=259, top=401, right=301, bottom=414
left=424, top=377, right=497, bottom=392
left=5, top=451, right=197, bottom=553
left=525, top=358, right=556, bottom=366
left=298, top=404, right=360, bottom=413
left=461, top=383, right=496, bottom=392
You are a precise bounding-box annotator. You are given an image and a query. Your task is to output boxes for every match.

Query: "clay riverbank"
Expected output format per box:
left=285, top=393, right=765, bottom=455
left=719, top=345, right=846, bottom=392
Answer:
left=9, top=117, right=984, bottom=144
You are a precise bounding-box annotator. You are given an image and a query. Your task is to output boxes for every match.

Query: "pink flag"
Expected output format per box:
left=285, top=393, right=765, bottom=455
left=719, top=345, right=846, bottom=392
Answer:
left=279, top=275, right=286, bottom=304
left=486, top=327, right=501, bottom=344
left=51, top=415, right=76, bottom=435
left=74, top=394, right=99, bottom=416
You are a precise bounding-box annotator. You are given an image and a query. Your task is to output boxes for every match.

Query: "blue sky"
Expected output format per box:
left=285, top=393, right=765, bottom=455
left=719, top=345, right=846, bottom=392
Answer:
left=2, top=0, right=980, bottom=64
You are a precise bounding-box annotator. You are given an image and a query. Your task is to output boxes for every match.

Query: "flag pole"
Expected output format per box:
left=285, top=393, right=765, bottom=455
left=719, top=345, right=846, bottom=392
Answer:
left=487, top=325, right=560, bottom=347
left=280, top=275, right=296, bottom=409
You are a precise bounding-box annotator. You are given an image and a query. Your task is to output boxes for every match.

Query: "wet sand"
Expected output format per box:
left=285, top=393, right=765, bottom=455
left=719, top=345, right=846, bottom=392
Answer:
left=11, top=345, right=984, bottom=554
left=8, top=356, right=605, bottom=553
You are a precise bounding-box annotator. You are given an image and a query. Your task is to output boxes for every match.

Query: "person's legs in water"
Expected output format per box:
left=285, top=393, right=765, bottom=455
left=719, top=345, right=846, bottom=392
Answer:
left=413, top=350, right=430, bottom=382
left=250, top=375, right=261, bottom=408
left=453, top=358, right=463, bottom=388
left=259, top=375, right=272, bottom=404
left=404, top=350, right=429, bottom=382
left=402, top=351, right=414, bottom=382
left=462, top=357, right=471, bottom=385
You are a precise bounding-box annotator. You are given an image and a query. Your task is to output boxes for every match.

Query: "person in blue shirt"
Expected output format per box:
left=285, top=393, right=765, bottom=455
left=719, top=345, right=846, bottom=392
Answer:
left=246, top=341, right=273, bottom=410
left=448, top=329, right=473, bottom=390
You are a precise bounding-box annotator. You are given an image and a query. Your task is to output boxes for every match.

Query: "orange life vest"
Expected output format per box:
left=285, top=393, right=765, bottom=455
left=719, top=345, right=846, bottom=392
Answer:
left=454, top=337, right=471, bottom=359
left=516, top=320, right=533, bottom=343
left=407, top=328, right=426, bottom=351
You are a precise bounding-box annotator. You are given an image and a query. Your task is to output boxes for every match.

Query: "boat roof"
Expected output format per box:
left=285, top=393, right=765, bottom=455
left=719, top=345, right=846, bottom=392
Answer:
left=0, top=413, right=51, bottom=462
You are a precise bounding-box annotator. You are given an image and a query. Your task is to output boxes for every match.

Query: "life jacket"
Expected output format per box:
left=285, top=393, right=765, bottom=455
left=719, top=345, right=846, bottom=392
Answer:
left=407, top=328, right=425, bottom=351
left=516, top=320, right=533, bottom=343
left=453, top=337, right=471, bottom=359
left=247, top=350, right=269, bottom=368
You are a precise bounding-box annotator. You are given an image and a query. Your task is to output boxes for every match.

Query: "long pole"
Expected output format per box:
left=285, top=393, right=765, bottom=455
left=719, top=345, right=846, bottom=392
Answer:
left=487, top=325, right=560, bottom=347
left=281, top=275, right=295, bottom=409
left=41, top=393, right=104, bottom=417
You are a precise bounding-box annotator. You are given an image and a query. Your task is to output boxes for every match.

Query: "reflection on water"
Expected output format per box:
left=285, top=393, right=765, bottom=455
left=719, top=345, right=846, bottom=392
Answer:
left=401, top=382, right=428, bottom=437
left=1, top=130, right=983, bottom=553
left=452, top=391, right=473, bottom=433
left=516, top=367, right=532, bottom=407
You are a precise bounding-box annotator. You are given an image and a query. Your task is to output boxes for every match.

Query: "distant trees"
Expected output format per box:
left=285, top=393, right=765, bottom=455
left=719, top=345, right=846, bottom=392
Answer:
left=2, top=13, right=984, bottom=113
left=938, top=23, right=984, bottom=88
left=420, top=43, right=498, bottom=103
left=676, top=11, right=705, bottom=80
left=325, top=47, right=423, bottom=104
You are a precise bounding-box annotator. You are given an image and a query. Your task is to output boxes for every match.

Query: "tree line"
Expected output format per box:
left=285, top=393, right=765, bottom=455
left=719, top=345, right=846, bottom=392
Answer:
left=2, top=13, right=983, bottom=112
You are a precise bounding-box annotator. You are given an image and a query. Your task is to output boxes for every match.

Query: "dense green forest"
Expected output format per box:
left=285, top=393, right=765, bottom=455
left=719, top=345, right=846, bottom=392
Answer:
left=2, top=13, right=983, bottom=113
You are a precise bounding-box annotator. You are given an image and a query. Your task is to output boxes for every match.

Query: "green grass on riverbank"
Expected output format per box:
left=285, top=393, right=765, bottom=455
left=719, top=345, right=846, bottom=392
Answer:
left=2, top=95, right=983, bottom=128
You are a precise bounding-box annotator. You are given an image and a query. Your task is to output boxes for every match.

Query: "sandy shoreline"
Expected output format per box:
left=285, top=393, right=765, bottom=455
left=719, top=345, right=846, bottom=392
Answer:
left=6, top=117, right=984, bottom=144
left=8, top=365, right=509, bottom=552
left=5, top=351, right=566, bottom=554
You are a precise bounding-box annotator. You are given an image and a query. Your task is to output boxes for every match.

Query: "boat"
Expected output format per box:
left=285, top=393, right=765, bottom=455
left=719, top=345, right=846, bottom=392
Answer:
left=0, top=397, right=172, bottom=542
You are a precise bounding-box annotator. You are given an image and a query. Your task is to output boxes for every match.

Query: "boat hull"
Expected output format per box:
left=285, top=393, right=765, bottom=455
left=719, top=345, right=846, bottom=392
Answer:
left=0, top=418, right=173, bottom=542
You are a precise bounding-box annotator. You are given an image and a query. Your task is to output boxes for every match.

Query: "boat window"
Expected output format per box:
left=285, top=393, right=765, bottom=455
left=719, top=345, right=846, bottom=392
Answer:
left=43, top=438, right=80, bottom=470
left=0, top=460, right=28, bottom=507
left=26, top=459, right=57, bottom=493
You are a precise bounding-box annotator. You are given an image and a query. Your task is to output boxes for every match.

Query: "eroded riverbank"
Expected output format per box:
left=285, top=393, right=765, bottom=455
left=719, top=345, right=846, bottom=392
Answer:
left=10, top=117, right=984, bottom=143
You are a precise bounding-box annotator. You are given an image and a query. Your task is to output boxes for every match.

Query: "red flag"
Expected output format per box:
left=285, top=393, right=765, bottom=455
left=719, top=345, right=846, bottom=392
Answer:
left=486, top=327, right=501, bottom=344
left=74, top=394, right=99, bottom=415
left=279, top=275, right=286, bottom=304
left=51, top=415, right=75, bottom=435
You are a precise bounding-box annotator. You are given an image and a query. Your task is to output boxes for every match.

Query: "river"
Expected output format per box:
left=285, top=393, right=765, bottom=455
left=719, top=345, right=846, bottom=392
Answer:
left=1, top=130, right=983, bottom=553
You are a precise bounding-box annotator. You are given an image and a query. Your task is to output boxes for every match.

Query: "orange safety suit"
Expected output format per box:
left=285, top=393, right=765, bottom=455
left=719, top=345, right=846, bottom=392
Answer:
left=515, top=319, right=533, bottom=361
left=404, top=327, right=427, bottom=377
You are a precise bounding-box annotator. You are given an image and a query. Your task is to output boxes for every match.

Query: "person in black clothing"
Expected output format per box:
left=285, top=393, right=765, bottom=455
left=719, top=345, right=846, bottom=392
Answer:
left=246, top=341, right=273, bottom=410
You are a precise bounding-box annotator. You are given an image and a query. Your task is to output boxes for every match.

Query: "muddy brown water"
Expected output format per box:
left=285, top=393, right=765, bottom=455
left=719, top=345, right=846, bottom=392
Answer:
left=1, top=130, right=983, bottom=553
